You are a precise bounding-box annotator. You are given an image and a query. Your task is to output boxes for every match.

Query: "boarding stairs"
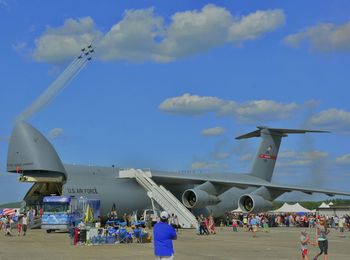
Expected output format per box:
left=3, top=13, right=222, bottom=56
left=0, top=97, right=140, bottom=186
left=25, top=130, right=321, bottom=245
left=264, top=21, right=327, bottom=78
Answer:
left=119, top=168, right=198, bottom=229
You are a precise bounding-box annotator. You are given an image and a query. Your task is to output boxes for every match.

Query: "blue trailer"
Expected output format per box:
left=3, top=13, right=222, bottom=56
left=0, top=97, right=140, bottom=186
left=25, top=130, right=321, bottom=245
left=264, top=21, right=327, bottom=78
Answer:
left=41, top=196, right=100, bottom=232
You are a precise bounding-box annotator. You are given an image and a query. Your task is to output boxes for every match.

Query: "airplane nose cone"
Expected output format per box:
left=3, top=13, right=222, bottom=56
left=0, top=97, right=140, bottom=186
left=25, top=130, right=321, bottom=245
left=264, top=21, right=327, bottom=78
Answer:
left=7, top=121, right=66, bottom=176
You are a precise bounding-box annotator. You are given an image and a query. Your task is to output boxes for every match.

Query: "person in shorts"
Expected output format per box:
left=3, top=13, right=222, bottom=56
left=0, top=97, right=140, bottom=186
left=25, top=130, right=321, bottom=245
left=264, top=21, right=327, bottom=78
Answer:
left=250, top=215, right=258, bottom=237
left=22, top=213, right=28, bottom=236
left=300, top=229, right=310, bottom=260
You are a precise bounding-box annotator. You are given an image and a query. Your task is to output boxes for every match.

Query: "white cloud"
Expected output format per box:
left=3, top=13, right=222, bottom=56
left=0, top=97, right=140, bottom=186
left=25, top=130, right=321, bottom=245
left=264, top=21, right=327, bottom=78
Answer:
left=47, top=128, right=64, bottom=140
left=98, top=8, right=165, bottom=62
left=229, top=9, right=285, bottom=41
left=277, top=150, right=328, bottom=167
left=279, top=159, right=312, bottom=167
left=158, top=4, right=232, bottom=61
left=31, top=5, right=285, bottom=64
left=307, top=108, right=350, bottom=134
left=191, top=160, right=227, bottom=170
left=157, top=6, right=284, bottom=61
left=228, top=100, right=299, bottom=123
left=201, top=127, right=225, bottom=136
left=284, top=21, right=350, bottom=52
left=159, top=93, right=299, bottom=123
left=335, top=154, right=350, bottom=165
left=278, top=150, right=297, bottom=159
left=212, top=152, right=231, bottom=160
left=239, top=153, right=254, bottom=161
left=159, top=93, right=224, bottom=115
left=305, top=151, right=328, bottom=160
left=32, top=17, right=102, bottom=63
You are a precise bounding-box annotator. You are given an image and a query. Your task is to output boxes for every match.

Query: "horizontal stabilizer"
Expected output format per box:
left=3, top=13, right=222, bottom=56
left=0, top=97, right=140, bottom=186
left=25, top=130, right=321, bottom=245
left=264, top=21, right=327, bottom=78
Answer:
left=236, top=126, right=329, bottom=140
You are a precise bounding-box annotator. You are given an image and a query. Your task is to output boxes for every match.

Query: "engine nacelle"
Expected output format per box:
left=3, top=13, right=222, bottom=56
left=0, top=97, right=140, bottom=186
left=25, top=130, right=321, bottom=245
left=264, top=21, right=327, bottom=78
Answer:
left=182, top=189, right=219, bottom=208
left=238, top=194, right=272, bottom=213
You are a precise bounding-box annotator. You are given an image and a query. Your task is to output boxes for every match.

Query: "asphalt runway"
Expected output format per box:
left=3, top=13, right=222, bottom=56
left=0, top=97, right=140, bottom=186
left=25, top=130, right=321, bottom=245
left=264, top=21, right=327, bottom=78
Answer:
left=1, top=227, right=349, bottom=260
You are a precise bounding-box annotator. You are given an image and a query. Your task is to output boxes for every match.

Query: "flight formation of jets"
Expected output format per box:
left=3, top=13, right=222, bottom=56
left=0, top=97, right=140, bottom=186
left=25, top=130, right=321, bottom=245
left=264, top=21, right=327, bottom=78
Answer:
left=78, top=44, right=94, bottom=60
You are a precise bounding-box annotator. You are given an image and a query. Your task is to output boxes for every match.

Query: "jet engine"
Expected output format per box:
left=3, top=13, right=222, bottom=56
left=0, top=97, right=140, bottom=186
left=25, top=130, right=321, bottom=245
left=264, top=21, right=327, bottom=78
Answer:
left=182, top=189, right=219, bottom=208
left=238, top=194, right=272, bottom=213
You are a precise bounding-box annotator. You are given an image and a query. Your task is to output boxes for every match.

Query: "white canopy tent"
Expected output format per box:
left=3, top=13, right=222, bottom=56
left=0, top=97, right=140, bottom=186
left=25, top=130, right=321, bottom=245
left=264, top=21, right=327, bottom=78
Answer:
left=272, top=202, right=312, bottom=213
left=319, top=202, right=330, bottom=208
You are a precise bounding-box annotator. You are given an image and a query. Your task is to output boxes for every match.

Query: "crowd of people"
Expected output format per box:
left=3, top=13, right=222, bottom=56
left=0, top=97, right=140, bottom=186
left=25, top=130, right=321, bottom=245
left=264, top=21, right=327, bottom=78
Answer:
left=0, top=210, right=34, bottom=237
left=73, top=209, right=178, bottom=259
left=69, top=208, right=181, bottom=247
left=69, top=218, right=153, bottom=245
left=3, top=205, right=350, bottom=260
left=221, top=212, right=350, bottom=230
left=196, top=214, right=216, bottom=235
left=105, top=210, right=181, bottom=231
left=214, top=212, right=349, bottom=260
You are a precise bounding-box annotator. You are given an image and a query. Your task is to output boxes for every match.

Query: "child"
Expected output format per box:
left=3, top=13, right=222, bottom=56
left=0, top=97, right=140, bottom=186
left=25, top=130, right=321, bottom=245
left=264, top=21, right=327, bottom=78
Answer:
left=243, top=215, right=248, bottom=231
left=262, top=217, right=269, bottom=233
left=232, top=218, right=238, bottom=232
left=5, top=217, right=12, bottom=236
left=300, top=229, right=310, bottom=260
left=220, top=219, right=225, bottom=231
left=17, top=215, right=22, bottom=236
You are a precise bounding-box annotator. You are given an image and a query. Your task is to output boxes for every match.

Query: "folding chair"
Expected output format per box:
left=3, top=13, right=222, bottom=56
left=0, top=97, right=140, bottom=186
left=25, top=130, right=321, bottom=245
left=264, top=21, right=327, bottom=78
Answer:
left=107, top=227, right=117, bottom=237
left=117, top=228, right=130, bottom=243
left=132, top=227, right=142, bottom=243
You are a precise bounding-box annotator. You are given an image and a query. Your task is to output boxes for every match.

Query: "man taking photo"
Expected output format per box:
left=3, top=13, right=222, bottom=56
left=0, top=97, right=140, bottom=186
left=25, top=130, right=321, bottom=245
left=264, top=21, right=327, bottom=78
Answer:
left=153, top=211, right=177, bottom=260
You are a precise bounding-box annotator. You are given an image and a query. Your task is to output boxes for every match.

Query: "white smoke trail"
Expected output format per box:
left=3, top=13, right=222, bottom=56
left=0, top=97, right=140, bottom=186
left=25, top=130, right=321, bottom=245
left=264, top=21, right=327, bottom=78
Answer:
left=16, top=50, right=92, bottom=122
left=299, top=102, right=328, bottom=188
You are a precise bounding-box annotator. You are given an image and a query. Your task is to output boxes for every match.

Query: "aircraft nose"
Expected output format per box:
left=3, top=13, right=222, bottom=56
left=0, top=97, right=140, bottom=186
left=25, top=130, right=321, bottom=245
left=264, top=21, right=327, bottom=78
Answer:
left=7, top=121, right=66, bottom=177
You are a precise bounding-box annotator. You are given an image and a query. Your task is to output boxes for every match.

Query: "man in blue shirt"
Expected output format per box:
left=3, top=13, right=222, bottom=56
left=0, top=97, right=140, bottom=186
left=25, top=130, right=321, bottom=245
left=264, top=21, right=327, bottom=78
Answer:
left=153, top=211, right=177, bottom=260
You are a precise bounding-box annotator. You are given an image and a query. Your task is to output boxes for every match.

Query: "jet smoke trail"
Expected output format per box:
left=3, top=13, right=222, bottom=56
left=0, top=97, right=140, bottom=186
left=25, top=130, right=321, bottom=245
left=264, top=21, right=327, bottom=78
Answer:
left=299, top=102, right=327, bottom=189
left=16, top=48, right=93, bottom=122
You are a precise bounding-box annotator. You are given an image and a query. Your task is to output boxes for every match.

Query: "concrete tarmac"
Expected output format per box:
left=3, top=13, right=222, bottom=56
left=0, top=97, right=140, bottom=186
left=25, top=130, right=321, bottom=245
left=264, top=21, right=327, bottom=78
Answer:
left=1, top=227, right=349, bottom=260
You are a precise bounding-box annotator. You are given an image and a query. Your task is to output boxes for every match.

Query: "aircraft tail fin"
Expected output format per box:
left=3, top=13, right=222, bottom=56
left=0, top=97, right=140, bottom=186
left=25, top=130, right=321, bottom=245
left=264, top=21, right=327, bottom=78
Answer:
left=236, top=127, right=328, bottom=182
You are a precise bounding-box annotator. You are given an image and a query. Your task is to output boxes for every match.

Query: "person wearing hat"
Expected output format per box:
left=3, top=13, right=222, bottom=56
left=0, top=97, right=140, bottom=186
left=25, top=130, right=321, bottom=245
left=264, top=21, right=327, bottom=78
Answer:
left=153, top=211, right=177, bottom=260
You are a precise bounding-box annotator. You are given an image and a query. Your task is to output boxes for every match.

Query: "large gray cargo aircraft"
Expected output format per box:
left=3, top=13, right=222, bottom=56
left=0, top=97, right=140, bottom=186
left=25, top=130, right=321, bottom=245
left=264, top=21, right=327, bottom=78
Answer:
left=7, top=121, right=350, bottom=218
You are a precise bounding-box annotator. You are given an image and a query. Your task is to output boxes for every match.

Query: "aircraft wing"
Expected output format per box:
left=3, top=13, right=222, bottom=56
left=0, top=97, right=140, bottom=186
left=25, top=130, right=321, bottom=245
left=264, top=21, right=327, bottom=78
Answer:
left=151, top=170, right=350, bottom=197
left=259, top=183, right=350, bottom=197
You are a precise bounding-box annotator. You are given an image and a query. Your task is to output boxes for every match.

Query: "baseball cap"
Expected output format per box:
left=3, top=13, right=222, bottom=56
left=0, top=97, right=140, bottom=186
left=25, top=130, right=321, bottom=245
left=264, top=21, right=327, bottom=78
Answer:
left=160, top=211, right=169, bottom=219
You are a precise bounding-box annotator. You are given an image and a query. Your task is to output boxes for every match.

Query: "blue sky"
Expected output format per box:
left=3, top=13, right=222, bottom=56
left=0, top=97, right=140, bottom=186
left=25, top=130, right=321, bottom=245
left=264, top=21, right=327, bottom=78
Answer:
left=1, top=0, right=350, bottom=204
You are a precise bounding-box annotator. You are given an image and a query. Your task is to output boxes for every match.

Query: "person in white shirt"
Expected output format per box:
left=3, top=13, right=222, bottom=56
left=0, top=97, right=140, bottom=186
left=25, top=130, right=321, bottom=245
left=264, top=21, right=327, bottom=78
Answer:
left=22, top=213, right=28, bottom=236
left=338, top=217, right=345, bottom=237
